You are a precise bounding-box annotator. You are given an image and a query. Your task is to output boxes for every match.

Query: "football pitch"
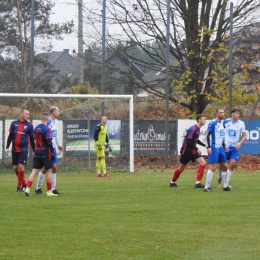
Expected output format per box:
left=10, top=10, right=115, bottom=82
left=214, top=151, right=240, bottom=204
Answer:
left=1, top=168, right=260, bottom=260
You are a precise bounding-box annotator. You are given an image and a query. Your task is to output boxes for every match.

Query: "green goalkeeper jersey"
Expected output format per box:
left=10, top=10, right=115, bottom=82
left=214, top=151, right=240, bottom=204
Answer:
left=94, top=124, right=109, bottom=145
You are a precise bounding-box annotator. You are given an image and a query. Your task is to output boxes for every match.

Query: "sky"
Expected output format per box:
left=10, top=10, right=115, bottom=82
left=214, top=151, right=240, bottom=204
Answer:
left=49, top=0, right=79, bottom=53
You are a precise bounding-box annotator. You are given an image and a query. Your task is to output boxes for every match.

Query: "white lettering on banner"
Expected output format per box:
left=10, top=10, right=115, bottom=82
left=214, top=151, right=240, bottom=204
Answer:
left=67, top=129, right=88, bottom=134
left=245, top=130, right=259, bottom=140
left=134, top=125, right=170, bottom=142
left=67, top=124, right=79, bottom=128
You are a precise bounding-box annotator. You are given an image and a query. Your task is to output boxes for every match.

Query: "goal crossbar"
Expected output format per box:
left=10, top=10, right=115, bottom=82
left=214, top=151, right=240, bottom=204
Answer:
left=1, top=93, right=134, bottom=172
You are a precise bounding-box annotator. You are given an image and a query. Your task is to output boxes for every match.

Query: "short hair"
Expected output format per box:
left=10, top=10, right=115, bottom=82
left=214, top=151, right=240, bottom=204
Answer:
left=50, top=106, right=58, bottom=114
left=41, top=112, right=49, bottom=121
left=215, top=108, right=224, bottom=113
left=20, top=109, right=29, bottom=114
left=196, top=114, right=205, bottom=122
left=231, top=108, right=240, bottom=114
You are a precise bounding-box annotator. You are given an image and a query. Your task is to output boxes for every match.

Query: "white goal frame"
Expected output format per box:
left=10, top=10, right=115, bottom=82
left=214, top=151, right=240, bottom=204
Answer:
left=1, top=93, right=134, bottom=172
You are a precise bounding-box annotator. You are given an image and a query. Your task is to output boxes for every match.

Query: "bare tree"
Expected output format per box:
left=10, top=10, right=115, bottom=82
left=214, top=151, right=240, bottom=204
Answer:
left=0, top=0, right=74, bottom=92
left=83, top=0, right=260, bottom=114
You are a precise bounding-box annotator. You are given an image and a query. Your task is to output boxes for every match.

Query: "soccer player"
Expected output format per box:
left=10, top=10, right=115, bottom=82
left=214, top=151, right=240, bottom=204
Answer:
left=5, top=109, right=35, bottom=192
left=170, top=114, right=207, bottom=188
left=35, top=106, right=63, bottom=194
left=94, top=116, right=110, bottom=177
left=24, top=112, right=57, bottom=196
left=220, top=108, right=247, bottom=190
left=204, top=108, right=229, bottom=192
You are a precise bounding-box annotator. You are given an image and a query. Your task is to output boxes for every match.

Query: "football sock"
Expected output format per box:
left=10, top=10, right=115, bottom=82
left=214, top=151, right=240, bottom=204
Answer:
left=171, top=168, right=182, bottom=182
left=96, top=159, right=101, bottom=174
left=47, top=182, right=52, bottom=192
left=100, top=159, right=106, bottom=174
left=21, top=171, right=26, bottom=186
left=36, top=171, right=45, bottom=190
left=196, top=165, right=206, bottom=182
left=222, top=171, right=228, bottom=187
left=27, top=181, right=33, bottom=188
left=227, top=169, right=233, bottom=183
left=17, top=171, right=23, bottom=187
left=205, top=170, right=213, bottom=188
left=52, top=174, right=56, bottom=191
left=15, top=170, right=19, bottom=187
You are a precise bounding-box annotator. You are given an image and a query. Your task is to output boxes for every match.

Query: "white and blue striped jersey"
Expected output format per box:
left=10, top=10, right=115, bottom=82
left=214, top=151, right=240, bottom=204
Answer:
left=207, top=119, right=225, bottom=148
left=47, top=117, right=60, bottom=148
left=223, top=118, right=246, bottom=147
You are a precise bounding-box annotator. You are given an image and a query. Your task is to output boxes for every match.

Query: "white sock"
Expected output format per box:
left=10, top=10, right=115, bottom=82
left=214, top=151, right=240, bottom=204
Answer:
left=227, top=169, right=233, bottom=183
left=36, top=172, right=45, bottom=190
left=222, top=171, right=228, bottom=187
left=51, top=174, right=56, bottom=191
left=205, top=170, right=213, bottom=188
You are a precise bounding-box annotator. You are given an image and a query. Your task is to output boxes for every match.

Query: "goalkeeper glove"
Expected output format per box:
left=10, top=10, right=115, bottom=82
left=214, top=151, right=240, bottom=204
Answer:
left=95, top=141, right=102, bottom=150
left=106, top=142, right=112, bottom=152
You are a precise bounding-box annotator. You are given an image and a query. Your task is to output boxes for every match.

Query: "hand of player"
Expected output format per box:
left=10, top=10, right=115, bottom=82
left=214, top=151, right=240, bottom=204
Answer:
left=235, top=143, right=241, bottom=150
left=197, top=149, right=201, bottom=155
left=5, top=148, right=9, bottom=155
left=58, top=146, right=63, bottom=152
left=207, top=147, right=212, bottom=155
left=96, top=142, right=102, bottom=151
left=225, top=146, right=229, bottom=152
left=106, top=143, right=112, bottom=152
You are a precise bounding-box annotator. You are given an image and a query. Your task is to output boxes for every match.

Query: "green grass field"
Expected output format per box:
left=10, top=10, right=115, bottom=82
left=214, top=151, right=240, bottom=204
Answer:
left=1, top=168, right=260, bottom=260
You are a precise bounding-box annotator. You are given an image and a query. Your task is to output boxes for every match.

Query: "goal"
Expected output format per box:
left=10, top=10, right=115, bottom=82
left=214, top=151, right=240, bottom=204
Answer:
left=0, top=93, right=134, bottom=172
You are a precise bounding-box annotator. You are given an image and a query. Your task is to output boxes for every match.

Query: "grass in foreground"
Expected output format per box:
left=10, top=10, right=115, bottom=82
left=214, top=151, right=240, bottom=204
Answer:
left=0, top=168, right=260, bottom=260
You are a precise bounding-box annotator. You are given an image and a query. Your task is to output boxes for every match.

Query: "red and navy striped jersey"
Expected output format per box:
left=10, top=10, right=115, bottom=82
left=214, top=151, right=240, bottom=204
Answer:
left=180, top=125, right=200, bottom=155
left=34, top=124, right=52, bottom=158
left=9, top=120, right=34, bottom=152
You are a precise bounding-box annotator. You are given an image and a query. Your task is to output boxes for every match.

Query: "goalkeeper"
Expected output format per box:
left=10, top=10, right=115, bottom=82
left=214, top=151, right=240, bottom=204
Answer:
left=94, top=116, right=111, bottom=177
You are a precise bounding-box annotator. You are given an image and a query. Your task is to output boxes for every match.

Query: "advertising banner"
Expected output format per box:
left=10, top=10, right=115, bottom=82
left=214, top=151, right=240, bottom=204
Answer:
left=65, top=119, right=121, bottom=157
left=240, top=120, right=260, bottom=155
left=133, top=120, right=177, bottom=156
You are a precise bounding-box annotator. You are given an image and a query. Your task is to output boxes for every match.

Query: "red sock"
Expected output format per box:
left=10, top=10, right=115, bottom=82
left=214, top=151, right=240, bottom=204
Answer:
left=47, top=182, right=52, bottom=191
left=17, top=171, right=23, bottom=187
left=196, top=165, right=206, bottom=182
left=27, top=181, right=33, bottom=188
left=15, top=170, right=19, bottom=187
left=172, top=168, right=182, bottom=182
left=21, top=171, right=26, bottom=186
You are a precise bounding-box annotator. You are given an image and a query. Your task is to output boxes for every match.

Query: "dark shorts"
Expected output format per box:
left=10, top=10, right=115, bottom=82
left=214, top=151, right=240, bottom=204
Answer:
left=180, top=151, right=201, bottom=165
left=33, top=156, right=53, bottom=170
left=12, top=151, right=28, bottom=166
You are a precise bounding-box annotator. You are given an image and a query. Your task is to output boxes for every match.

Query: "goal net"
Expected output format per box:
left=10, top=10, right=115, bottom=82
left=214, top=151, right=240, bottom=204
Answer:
left=0, top=93, right=134, bottom=172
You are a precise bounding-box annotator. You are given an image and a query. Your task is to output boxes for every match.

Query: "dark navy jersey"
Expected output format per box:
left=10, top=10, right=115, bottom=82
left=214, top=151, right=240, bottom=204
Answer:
left=180, top=125, right=200, bottom=155
left=34, top=124, right=52, bottom=158
left=9, top=119, right=34, bottom=152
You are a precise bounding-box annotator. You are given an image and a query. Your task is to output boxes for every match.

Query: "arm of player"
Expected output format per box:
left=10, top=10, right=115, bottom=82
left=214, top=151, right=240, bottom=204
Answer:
left=30, top=135, right=35, bottom=153
left=94, top=125, right=101, bottom=142
left=47, top=139, right=55, bottom=161
left=206, top=131, right=212, bottom=154
left=236, top=132, right=247, bottom=150
left=5, top=132, right=13, bottom=155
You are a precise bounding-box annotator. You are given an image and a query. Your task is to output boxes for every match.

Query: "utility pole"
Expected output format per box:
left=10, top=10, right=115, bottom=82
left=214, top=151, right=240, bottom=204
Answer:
left=29, top=0, right=35, bottom=94
left=78, top=0, right=84, bottom=85
left=165, top=0, right=170, bottom=167
left=101, top=0, right=106, bottom=115
left=229, top=2, right=233, bottom=117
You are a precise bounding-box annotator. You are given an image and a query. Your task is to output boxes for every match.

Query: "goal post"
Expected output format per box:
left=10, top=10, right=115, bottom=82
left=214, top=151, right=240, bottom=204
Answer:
left=0, top=93, right=134, bottom=173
